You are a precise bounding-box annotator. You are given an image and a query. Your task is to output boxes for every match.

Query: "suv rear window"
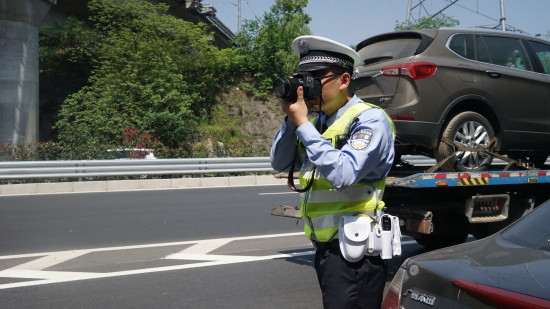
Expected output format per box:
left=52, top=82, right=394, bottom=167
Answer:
left=357, top=37, right=422, bottom=65
left=449, top=34, right=475, bottom=59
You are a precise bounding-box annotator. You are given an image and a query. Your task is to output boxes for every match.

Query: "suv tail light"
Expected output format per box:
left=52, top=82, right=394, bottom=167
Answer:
left=453, top=279, right=550, bottom=309
left=391, top=115, right=414, bottom=121
left=381, top=62, right=437, bottom=80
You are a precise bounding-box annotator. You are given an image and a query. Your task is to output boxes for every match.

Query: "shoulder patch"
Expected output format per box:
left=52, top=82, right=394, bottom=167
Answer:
left=349, top=129, right=373, bottom=150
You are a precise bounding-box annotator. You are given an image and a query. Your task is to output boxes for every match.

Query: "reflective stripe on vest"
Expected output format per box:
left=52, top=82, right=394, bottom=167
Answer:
left=309, top=210, right=377, bottom=234
left=298, top=102, right=394, bottom=242
left=300, top=185, right=380, bottom=204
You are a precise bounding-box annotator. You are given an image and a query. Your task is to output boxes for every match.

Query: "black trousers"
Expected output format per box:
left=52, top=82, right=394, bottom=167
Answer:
left=314, top=240, right=387, bottom=309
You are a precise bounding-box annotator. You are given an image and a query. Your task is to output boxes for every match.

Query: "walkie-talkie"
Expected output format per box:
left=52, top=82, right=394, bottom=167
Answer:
left=380, top=215, right=393, bottom=259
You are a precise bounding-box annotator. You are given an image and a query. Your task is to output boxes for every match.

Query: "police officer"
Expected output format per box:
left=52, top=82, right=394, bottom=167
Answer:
left=270, top=35, right=395, bottom=308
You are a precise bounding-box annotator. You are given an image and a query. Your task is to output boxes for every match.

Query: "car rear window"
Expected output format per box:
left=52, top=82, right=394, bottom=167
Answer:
left=501, top=202, right=550, bottom=252
left=357, top=37, right=422, bottom=66
left=449, top=34, right=475, bottom=59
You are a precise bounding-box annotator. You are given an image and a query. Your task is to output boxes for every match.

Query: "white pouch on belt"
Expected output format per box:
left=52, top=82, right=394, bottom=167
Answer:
left=366, top=223, right=382, bottom=256
left=338, top=216, right=372, bottom=262
left=391, top=215, right=402, bottom=257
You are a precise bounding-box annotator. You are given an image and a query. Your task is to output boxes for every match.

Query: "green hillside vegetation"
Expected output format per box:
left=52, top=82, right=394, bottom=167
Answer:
left=32, top=0, right=309, bottom=160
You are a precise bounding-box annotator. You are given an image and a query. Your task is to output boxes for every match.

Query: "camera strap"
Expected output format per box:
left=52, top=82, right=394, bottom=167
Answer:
left=286, top=148, right=315, bottom=193
left=287, top=111, right=324, bottom=193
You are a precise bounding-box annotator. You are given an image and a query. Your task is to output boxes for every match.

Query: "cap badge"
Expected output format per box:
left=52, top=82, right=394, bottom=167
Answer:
left=298, top=39, right=310, bottom=55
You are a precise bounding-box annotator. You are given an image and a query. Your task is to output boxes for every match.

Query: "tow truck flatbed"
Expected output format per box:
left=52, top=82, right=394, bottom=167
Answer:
left=387, top=170, right=550, bottom=188
left=381, top=166, right=550, bottom=248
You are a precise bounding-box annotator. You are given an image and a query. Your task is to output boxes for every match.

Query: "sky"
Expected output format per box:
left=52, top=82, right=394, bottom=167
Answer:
left=211, top=0, right=550, bottom=47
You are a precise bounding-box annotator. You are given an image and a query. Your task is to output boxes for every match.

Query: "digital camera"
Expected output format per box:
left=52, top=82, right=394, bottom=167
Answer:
left=273, top=72, right=322, bottom=101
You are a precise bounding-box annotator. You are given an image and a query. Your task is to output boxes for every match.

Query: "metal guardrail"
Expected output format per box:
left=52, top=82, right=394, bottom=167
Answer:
left=0, top=155, right=545, bottom=181
left=0, top=157, right=274, bottom=180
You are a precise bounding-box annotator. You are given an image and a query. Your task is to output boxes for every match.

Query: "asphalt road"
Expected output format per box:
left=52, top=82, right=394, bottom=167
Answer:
left=0, top=185, right=428, bottom=308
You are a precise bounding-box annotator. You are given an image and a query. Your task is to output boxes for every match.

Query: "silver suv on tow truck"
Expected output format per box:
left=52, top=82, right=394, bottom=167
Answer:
left=352, top=29, right=550, bottom=172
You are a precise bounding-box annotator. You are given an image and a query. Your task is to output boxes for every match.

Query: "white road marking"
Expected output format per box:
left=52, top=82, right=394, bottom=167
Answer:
left=173, top=239, right=232, bottom=255
left=0, top=232, right=418, bottom=290
left=8, top=250, right=90, bottom=270
left=0, top=232, right=306, bottom=290
left=258, top=192, right=298, bottom=195
left=0, top=232, right=304, bottom=260
left=165, top=251, right=314, bottom=263
left=0, top=250, right=315, bottom=290
left=0, top=269, right=99, bottom=280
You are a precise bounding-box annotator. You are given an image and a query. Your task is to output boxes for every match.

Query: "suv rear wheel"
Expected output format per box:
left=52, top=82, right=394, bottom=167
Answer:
left=435, top=111, right=497, bottom=172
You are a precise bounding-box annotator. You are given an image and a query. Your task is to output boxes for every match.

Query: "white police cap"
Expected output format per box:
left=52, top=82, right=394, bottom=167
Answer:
left=292, top=35, right=360, bottom=73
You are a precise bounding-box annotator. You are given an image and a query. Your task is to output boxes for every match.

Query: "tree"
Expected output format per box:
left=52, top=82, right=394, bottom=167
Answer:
left=53, top=0, right=244, bottom=153
left=233, top=0, right=311, bottom=99
left=395, top=14, right=459, bottom=31
left=39, top=17, right=97, bottom=141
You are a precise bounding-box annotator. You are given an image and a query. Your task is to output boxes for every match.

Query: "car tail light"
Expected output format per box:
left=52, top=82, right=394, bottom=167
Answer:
left=453, top=279, right=550, bottom=309
left=391, top=115, right=414, bottom=121
left=381, top=62, right=437, bottom=80
left=381, top=268, right=407, bottom=309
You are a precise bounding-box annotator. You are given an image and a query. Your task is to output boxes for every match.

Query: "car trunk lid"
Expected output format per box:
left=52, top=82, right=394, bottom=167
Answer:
left=352, top=31, right=436, bottom=109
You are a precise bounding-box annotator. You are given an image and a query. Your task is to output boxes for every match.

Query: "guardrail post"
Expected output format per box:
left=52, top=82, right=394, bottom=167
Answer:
left=77, top=162, right=83, bottom=182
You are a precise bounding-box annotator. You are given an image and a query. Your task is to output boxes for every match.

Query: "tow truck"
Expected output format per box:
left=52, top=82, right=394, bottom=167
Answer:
left=272, top=155, right=550, bottom=249
left=385, top=162, right=550, bottom=248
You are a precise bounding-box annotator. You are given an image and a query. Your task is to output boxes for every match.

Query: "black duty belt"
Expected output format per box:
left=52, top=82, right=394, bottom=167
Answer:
left=312, top=239, right=340, bottom=252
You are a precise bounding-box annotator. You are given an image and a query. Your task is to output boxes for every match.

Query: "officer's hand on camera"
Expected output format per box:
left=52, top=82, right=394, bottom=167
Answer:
left=281, top=86, right=309, bottom=127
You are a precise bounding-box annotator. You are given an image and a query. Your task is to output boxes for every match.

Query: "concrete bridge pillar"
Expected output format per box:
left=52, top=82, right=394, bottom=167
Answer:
left=0, top=0, right=55, bottom=144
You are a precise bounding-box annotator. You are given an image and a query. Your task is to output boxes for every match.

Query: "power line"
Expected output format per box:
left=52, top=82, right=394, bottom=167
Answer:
left=406, top=0, right=527, bottom=34
left=209, top=0, right=238, bottom=32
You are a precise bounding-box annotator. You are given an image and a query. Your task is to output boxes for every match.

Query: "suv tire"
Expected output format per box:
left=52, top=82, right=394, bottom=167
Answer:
left=435, top=111, right=497, bottom=172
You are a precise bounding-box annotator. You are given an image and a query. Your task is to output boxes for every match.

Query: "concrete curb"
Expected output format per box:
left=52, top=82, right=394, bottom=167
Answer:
left=0, top=175, right=288, bottom=196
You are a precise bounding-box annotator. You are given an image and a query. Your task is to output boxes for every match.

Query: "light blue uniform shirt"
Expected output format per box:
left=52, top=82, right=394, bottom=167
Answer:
left=270, top=95, right=394, bottom=190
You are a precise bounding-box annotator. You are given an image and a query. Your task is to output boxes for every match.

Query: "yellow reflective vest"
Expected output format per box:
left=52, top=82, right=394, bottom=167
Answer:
left=298, top=102, right=395, bottom=242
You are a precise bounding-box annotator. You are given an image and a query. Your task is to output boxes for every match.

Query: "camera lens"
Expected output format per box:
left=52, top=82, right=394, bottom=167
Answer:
left=273, top=78, right=291, bottom=98
left=273, top=77, right=300, bottom=101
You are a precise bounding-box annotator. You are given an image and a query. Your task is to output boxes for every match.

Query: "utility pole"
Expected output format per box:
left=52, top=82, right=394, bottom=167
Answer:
left=499, top=0, right=506, bottom=31
left=237, top=0, right=242, bottom=32
left=406, top=0, right=412, bottom=28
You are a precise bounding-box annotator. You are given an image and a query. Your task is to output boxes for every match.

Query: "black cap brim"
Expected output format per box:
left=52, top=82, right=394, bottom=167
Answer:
left=296, top=63, right=331, bottom=72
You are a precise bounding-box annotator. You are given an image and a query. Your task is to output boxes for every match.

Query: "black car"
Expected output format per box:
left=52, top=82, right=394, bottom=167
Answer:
left=352, top=29, right=550, bottom=172
left=382, top=198, right=550, bottom=309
